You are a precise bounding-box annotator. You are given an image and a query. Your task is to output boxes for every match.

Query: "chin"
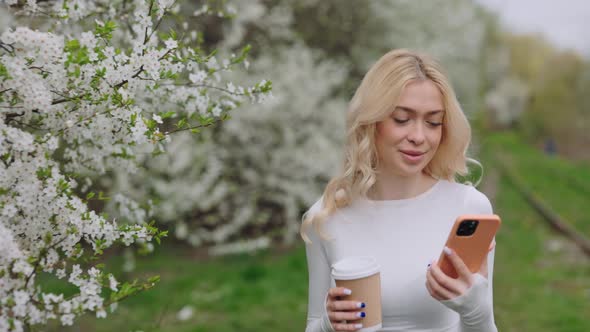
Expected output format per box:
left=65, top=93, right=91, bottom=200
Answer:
left=394, top=164, right=426, bottom=177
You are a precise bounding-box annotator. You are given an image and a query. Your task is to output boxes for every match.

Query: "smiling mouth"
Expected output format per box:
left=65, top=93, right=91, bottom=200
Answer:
left=400, top=151, right=425, bottom=156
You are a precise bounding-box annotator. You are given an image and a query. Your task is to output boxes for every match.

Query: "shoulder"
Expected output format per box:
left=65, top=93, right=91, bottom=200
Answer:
left=437, top=180, right=493, bottom=214
left=302, top=195, right=359, bottom=238
left=301, top=196, right=335, bottom=244
left=304, top=196, right=325, bottom=221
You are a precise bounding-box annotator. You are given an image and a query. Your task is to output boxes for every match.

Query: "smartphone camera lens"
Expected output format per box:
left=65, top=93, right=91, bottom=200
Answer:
left=457, top=220, right=479, bottom=236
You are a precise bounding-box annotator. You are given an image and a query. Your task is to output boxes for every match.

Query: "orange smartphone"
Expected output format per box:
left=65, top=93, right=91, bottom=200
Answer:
left=437, top=214, right=501, bottom=278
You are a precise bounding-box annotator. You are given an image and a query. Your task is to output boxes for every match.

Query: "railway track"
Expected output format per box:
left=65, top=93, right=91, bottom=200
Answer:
left=491, top=153, right=590, bottom=257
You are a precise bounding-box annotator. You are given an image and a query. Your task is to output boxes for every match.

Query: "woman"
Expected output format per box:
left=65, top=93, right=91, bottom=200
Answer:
left=300, top=49, right=498, bottom=332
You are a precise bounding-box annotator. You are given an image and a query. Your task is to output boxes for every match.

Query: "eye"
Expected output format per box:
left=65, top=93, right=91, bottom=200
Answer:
left=427, top=121, right=442, bottom=127
left=393, top=118, right=409, bottom=124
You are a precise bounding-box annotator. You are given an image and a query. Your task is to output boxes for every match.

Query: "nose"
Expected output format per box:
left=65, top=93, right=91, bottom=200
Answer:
left=407, top=122, right=425, bottom=145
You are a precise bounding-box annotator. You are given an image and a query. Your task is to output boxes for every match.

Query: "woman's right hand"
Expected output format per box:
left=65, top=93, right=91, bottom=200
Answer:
left=326, top=287, right=366, bottom=331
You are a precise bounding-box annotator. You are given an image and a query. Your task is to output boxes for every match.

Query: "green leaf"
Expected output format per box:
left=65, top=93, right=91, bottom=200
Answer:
left=0, top=62, right=9, bottom=79
left=65, top=39, right=80, bottom=52
left=160, top=111, right=176, bottom=119
left=36, top=166, right=52, bottom=181
left=98, top=191, right=110, bottom=201
left=169, top=28, right=178, bottom=40
left=44, top=232, right=53, bottom=245
left=176, top=118, right=187, bottom=129
left=95, top=67, right=106, bottom=78
left=95, top=21, right=117, bottom=40
left=146, top=119, right=157, bottom=130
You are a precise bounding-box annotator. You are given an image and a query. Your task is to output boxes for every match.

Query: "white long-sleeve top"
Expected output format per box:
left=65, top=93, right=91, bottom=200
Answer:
left=303, top=179, right=498, bottom=332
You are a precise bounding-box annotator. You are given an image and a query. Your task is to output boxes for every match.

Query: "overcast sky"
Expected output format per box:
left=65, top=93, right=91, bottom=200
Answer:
left=475, top=0, right=590, bottom=57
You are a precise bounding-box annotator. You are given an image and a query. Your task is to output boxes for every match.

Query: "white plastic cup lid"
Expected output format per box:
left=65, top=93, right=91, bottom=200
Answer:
left=331, top=256, right=381, bottom=280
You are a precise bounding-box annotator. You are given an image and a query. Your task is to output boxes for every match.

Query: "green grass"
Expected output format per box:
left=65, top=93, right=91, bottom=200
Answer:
left=40, top=131, right=590, bottom=332
left=481, top=132, right=590, bottom=332
left=46, top=246, right=310, bottom=332
left=491, top=176, right=590, bottom=332
left=482, top=131, right=590, bottom=236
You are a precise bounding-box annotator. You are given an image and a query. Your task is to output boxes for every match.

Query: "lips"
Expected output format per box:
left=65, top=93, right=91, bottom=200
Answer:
left=400, top=150, right=426, bottom=164
left=400, top=150, right=425, bottom=156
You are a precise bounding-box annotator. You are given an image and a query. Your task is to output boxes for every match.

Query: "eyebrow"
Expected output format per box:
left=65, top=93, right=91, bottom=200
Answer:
left=395, top=106, right=445, bottom=115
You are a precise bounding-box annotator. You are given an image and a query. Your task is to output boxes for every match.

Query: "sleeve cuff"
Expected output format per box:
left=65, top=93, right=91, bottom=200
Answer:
left=440, top=273, right=492, bottom=319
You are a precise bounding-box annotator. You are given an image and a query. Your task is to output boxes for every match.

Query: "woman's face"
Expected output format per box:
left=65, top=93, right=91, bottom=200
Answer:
left=375, top=79, right=444, bottom=177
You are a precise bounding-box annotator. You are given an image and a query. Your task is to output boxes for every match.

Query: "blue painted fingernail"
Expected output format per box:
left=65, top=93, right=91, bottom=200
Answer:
left=357, top=302, right=366, bottom=308
left=357, top=312, right=366, bottom=318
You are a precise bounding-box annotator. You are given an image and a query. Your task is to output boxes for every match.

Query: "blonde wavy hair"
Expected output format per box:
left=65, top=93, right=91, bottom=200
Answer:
left=300, top=49, right=475, bottom=244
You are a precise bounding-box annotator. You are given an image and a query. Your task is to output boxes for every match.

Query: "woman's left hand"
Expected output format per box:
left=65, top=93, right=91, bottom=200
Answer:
left=425, top=246, right=488, bottom=301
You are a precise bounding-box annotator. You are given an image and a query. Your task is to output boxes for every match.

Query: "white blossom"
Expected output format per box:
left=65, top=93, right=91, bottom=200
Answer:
left=0, top=0, right=270, bottom=329
left=189, top=70, right=207, bottom=84
left=108, top=274, right=118, bottom=292
left=152, top=114, right=163, bottom=124
left=164, top=39, right=177, bottom=50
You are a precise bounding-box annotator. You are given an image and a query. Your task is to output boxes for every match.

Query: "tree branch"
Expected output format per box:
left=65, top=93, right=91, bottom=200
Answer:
left=160, top=117, right=225, bottom=140
left=160, top=82, right=249, bottom=96
left=113, top=65, right=144, bottom=89
left=29, top=66, right=52, bottom=75
left=24, top=236, right=69, bottom=288
left=143, top=0, right=155, bottom=45
left=51, top=93, right=90, bottom=105
left=0, top=41, right=15, bottom=54
left=143, top=0, right=178, bottom=46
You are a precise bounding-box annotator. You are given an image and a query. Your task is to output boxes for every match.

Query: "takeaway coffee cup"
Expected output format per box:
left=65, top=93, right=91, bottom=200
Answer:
left=331, top=256, right=382, bottom=332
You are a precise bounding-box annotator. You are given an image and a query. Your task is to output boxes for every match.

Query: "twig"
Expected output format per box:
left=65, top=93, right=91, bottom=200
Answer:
left=113, top=65, right=144, bottom=89
left=24, top=236, right=69, bottom=288
left=6, top=119, right=45, bottom=131
left=28, top=66, right=52, bottom=75
left=160, top=117, right=225, bottom=140
left=0, top=105, right=24, bottom=109
left=145, top=0, right=178, bottom=45
left=51, top=93, right=90, bottom=105
left=160, top=82, right=249, bottom=96
left=143, top=0, right=155, bottom=45
left=0, top=41, right=15, bottom=54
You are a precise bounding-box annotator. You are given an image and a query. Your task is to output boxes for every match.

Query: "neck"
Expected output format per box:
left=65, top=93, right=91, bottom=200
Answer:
left=369, top=170, right=438, bottom=201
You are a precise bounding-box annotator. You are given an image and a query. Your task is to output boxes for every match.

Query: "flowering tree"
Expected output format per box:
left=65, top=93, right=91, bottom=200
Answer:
left=104, top=0, right=348, bottom=255
left=0, top=0, right=270, bottom=330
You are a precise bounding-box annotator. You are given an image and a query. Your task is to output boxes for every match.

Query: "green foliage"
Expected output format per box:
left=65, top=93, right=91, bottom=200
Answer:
left=36, top=166, right=53, bottom=182
left=95, top=21, right=117, bottom=41
left=0, top=62, right=9, bottom=79
left=65, top=39, right=91, bottom=68
left=502, top=34, right=589, bottom=150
